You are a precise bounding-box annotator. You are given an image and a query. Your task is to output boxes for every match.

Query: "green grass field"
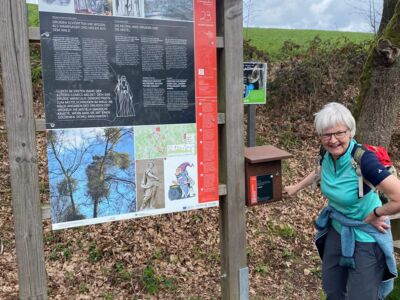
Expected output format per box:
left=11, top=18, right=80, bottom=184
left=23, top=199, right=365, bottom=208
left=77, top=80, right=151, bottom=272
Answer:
left=244, top=27, right=374, bottom=61
left=28, top=4, right=373, bottom=61
left=27, top=3, right=39, bottom=27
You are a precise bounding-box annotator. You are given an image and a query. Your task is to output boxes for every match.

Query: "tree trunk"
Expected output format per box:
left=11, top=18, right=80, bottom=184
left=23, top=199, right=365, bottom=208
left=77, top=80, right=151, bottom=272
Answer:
left=93, top=198, right=98, bottom=218
left=378, top=0, right=399, bottom=35
left=67, top=177, right=77, bottom=215
left=354, top=1, right=400, bottom=148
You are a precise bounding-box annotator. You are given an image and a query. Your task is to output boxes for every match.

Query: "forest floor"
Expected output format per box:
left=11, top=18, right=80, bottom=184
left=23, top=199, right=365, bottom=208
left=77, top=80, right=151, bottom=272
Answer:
left=1, top=71, right=400, bottom=300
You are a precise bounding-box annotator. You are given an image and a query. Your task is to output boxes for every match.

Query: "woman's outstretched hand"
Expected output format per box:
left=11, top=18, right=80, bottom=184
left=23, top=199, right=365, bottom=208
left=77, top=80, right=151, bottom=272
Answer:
left=283, top=185, right=299, bottom=197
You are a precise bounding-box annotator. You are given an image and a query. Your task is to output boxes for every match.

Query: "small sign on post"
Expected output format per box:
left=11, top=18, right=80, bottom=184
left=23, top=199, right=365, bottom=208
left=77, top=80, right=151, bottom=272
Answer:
left=243, top=62, right=267, bottom=105
left=243, top=62, right=267, bottom=147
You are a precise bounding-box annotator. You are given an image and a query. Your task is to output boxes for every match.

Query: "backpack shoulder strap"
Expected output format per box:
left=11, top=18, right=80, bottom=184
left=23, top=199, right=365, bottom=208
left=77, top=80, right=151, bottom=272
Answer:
left=352, top=145, right=365, bottom=165
left=319, top=145, right=326, bottom=161
left=351, top=146, right=365, bottom=197
left=351, top=144, right=376, bottom=197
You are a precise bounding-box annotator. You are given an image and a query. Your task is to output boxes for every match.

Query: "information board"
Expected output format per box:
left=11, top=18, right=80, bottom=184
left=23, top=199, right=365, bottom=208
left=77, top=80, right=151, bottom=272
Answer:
left=243, top=62, right=267, bottom=105
left=39, top=0, right=218, bottom=230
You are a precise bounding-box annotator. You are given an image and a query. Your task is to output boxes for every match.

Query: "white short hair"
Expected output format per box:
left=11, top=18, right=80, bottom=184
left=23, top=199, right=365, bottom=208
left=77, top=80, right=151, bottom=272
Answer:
left=314, top=102, right=356, bottom=137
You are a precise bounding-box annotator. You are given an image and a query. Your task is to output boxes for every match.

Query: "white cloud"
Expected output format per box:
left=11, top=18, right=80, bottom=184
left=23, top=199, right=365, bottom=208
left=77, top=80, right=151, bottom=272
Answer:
left=310, top=0, right=334, bottom=15
left=245, top=0, right=382, bottom=33
left=337, top=21, right=372, bottom=33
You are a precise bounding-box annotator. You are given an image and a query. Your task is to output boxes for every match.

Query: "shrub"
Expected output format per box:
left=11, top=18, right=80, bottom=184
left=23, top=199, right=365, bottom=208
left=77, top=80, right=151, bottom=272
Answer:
left=269, top=36, right=371, bottom=120
left=244, top=39, right=269, bottom=62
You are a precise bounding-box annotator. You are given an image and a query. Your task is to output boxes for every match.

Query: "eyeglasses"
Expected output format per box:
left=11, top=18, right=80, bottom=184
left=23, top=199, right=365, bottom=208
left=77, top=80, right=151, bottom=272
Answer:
left=320, top=130, right=348, bottom=141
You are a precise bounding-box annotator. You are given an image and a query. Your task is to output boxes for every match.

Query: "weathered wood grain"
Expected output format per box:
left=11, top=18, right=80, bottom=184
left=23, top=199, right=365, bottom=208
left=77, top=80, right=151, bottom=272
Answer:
left=28, top=26, right=40, bottom=42
left=217, top=0, right=248, bottom=299
left=0, top=1, right=47, bottom=299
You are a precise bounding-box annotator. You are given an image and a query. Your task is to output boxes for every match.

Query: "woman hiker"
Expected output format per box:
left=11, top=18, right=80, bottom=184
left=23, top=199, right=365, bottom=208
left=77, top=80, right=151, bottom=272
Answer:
left=284, top=102, right=400, bottom=300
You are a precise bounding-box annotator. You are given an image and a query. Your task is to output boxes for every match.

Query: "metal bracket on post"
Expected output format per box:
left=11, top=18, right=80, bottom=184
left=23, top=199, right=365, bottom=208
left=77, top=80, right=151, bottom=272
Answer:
left=239, top=267, right=249, bottom=300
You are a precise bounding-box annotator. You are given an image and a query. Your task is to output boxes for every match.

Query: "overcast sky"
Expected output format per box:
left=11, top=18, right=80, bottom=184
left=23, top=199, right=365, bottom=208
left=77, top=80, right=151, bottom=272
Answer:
left=244, top=0, right=383, bottom=32
left=28, top=0, right=383, bottom=33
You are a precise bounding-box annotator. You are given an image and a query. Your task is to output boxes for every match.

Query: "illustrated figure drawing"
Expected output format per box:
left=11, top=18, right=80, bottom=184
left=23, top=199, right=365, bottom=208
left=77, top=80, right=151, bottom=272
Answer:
left=115, top=75, right=135, bottom=117
left=175, top=162, right=195, bottom=198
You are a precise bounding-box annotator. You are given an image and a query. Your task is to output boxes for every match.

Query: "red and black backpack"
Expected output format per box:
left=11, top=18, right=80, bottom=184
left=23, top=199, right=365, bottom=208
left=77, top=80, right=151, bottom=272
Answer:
left=313, top=144, right=397, bottom=204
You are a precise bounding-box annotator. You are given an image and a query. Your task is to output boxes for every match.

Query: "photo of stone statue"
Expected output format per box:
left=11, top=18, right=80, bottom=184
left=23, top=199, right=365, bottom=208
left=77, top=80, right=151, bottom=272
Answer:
left=139, top=162, right=159, bottom=210
left=136, top=159, right=165, bottom=211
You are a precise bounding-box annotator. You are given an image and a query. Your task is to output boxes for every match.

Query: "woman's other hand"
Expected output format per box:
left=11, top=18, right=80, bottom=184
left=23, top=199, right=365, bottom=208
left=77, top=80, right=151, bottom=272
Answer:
left=364, top=212, right=390, bottom=233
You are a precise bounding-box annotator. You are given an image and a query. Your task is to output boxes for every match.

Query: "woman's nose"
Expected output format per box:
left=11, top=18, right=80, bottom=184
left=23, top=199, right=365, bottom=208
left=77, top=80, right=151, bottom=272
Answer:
left=328, top=134, right=338, bottom=142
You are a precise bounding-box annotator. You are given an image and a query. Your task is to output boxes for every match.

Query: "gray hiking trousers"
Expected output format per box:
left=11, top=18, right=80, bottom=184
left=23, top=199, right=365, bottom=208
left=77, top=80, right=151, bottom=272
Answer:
left=322, top=226, right=386, bottom=300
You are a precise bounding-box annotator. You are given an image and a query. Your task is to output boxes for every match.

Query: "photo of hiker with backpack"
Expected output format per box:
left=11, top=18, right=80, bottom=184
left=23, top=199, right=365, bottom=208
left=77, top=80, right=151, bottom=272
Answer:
left=283, top=102, right=400, bottom=300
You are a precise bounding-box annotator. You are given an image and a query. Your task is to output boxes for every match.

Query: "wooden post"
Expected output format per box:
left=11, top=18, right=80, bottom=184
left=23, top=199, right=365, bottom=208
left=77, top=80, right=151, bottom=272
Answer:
left=0, top=1, right=48, bottom=299
left=217, top=0, right=248, bottom=299
left=247, top=105, right=256, bottom=147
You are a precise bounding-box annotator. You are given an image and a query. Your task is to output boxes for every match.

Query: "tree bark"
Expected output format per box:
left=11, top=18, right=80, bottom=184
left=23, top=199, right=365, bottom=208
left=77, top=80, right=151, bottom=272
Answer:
left=354, top=1, right=400, bottom=148
left=378, top=0, right=399, bottom=35
left=93, top=198, right=98, bottom=218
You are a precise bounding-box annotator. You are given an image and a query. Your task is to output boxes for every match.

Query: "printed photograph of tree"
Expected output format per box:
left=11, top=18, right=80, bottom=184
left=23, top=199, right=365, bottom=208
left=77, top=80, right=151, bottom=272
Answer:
left=47, top=127, right=136, bottom=227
